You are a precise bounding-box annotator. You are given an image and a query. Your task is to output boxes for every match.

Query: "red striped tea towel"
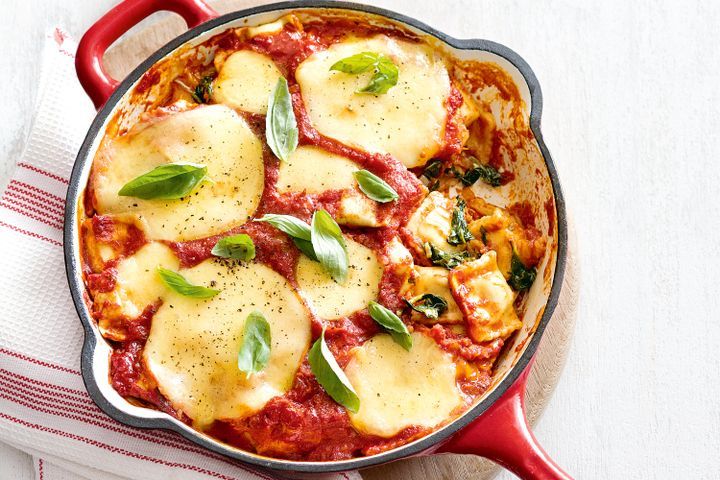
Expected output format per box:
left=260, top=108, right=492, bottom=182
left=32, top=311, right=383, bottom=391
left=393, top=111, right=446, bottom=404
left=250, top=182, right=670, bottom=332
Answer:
left=0, top=30, right=360, bottom=480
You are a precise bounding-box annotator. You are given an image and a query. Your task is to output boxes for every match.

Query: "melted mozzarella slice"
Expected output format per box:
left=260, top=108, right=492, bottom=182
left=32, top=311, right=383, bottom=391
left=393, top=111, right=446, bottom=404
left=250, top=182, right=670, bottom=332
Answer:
left=212, top=50, right=282, bottom=114
left=344, top=333, right=462, bottom=437
left=296, top=237, right=383, bottom=319
left=144, top=260, right=312, bottom=427
left=406, top=191, right=461, bottom=253
left=93, top=242, right=179, bottom=341
left=95, top=242, right=179, bottom=319
left=277, top=146, right=383, bottom=227
left=408, top=267, right=464, bottom=324
left=448, top=251, right=521, bottom=342
left=295, top=35, right=451, bottom=168
left=277, top=146, right=358, bottom=194
left=93, top=105, right=264, bottom=241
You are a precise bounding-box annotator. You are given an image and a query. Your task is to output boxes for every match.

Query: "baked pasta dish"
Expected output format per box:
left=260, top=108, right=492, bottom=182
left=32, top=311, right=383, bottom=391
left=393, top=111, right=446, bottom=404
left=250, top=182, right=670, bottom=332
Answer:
left=79, top=11, right=550, bottom=461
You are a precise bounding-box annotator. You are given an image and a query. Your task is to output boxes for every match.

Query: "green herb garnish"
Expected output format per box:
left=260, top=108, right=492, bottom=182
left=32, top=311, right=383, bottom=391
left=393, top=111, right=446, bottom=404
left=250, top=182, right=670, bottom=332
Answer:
left=311, top=210, right=349, bottom=283
left=118, top=163, right=208, bottom=200
left=448, top=197, right=475, bottom=245
left=237, top=311, right=271, bottom=378
left=211, top=234, right=256, bottom=261
left=191, top=75, right=214, bottom=103
left=423, top=160, right=443, bottom=179
left=367, top=301, right=412, bottom=351
left=447, top=197, right=474, bottom=246
left=330, top=52, right=399, bottom=95
left=459, top=162, right=502, bottom=187
left=353, top=170, right=399, bottom=203
left=507, top=251, right=537, bottom=291
left=157, top=267, right=220, bottom=298
left=266, top=77, right=298, bottom=162
left=308, top=328, right=360, bottom=412
left=405, top=294, right=448, bottom=320
left=256, top=214, right=317, bottom=260
left=424, top=242, right=471, bottom=270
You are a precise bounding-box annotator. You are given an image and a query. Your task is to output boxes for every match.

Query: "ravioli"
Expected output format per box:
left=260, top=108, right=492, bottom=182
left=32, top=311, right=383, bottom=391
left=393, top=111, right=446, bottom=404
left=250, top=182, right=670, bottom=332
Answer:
left=448, top=251, right=521, bottom=342
left=92, top=105, right=264, bottom=241
left=143, top=260, right=312, bottom=427
left=406, top=191, right=462, bottom=253
left=407, top=266, right=464, bottom=324
left=296, top=35, right=451, bottom=168
left=212, top=50, right=282, bottom=114
left=296, top=237, right=383, bottom=319
left=344, top=333, right=462, bottom=437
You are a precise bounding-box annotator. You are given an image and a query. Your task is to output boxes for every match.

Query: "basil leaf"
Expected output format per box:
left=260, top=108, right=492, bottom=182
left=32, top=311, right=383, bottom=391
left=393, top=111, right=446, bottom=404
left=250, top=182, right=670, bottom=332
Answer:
left=353, top=170, right=399, bottom=203
left=311, top=210, right=348, bottom=283
left=157, top=267, right=220, bottom=298
left=330, top=52, right=399, bottom=95
left=424, top=242, right=471, bottom=270
left=258, top=214, right=320, bottom=260
left=507, top=251, right=537, bottom=291
left=329, top=52, right=381, bottom=73
left=293, top=237, right=318, bottom=261
left=405, top=294, right=448, bottom=319
left=360, top=56, right=399, bottom=94
left=257, top=214, right=311, bottom=240
left=368, top=301, right=412, bottom=351
left=191, top=75, right=214, bottom=104
left=237, top=311, right=271, bottom=378
left=266, top=77, right=298, bottom=162
left=308, top=328, right=360, bottom=413
left=118, top=163, right=208, bottom=200
left=211, top=234, right=255, bottom=261
left=447, top=197, right=474, bottom=246
left=459, top=162, right=502, bottom=187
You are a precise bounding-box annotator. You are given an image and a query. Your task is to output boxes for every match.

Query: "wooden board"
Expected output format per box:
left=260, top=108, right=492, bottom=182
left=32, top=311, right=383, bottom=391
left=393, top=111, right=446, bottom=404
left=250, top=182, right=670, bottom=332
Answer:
left=103, top=3, right=579, bottom=478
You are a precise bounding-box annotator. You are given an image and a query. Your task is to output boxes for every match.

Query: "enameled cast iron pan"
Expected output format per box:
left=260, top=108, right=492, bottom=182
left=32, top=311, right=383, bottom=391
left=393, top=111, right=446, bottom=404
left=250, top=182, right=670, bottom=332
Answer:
left=64, top=0, right=571, bottom=478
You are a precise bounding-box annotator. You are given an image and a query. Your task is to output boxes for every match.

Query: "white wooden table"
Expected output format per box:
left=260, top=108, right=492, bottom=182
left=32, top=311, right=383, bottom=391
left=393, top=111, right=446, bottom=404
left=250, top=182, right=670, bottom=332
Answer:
left=2, top=0, right=719, bottom=479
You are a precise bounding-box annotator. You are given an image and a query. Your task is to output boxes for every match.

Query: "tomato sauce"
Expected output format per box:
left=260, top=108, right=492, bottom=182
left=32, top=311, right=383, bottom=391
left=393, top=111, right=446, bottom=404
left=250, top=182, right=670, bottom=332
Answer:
left=80, top=14, right=527, bottom=461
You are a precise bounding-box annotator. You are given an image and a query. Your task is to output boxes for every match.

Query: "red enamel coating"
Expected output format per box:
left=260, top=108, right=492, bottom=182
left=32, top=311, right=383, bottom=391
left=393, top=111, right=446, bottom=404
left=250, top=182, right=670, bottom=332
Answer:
left=75, top=0, right=218, bottom=109
left=438, top=358, right=573, bottom=480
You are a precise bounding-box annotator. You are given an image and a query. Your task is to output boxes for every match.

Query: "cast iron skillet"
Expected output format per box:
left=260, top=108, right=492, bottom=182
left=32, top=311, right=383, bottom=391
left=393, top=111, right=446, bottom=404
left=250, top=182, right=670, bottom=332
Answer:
left=65, top=0, right=571, bottom=478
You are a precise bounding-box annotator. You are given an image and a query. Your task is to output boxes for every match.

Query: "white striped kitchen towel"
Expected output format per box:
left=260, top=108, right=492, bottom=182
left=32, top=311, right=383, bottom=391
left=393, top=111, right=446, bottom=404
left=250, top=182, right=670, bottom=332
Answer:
left=0, top=29, right=360, bottom=480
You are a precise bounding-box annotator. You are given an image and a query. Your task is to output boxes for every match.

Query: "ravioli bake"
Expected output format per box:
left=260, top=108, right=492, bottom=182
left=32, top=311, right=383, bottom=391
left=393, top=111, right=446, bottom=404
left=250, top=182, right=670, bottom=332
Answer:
left=79, top=11, right=550, bottom=461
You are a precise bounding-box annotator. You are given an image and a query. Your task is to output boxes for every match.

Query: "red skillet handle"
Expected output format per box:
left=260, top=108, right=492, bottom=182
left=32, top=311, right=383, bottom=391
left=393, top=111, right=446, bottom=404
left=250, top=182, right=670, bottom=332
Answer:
left=438, top=358, right=572, bottom=480
left=76, top=0, right=218, bottom=109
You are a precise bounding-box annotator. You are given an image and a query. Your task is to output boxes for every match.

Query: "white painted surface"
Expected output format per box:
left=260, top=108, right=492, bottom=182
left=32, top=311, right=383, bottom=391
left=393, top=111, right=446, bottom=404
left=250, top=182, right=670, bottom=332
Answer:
left=1, top=0, right=719, bottom=479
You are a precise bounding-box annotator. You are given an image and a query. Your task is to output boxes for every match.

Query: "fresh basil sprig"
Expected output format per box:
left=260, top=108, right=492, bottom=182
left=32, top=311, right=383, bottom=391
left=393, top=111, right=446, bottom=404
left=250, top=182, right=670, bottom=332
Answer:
left=311, top=210, right=349, bottom=283
left=424, top=242, right=471, bottom=270
left=367, top=301, right=412, bottom=351
left=237, top=311, right=271, bottom=379
left=259, top=211, right=349, bottom=282
left=257, top=214, right=317, bottom=261
left=330, top=52, right=399, bottom=95
left=507, top=251, right=537, bottom=291
left=353, top=170, right=398, bottom=203
left=157, top=267, right=220, bottom=298
left=266, top=77, right=298, bottom=162
left=211, top=234, right=255, bottom=261
left=118, top=163, right=208, bottom=200
left=447, top=197, right=474, bottom=246
left=191, top=75, right=214, bottom=104
left=405, top=294, right=448, bottom=320
left=308, top=328, right=360, bottom=413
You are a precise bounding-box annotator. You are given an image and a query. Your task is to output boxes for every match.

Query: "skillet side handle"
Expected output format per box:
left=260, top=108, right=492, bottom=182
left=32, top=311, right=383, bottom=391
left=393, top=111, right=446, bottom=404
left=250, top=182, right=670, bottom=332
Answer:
left=438, top=358, right=573, bottom=480
left=76, top=0, right=218, bottom=109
